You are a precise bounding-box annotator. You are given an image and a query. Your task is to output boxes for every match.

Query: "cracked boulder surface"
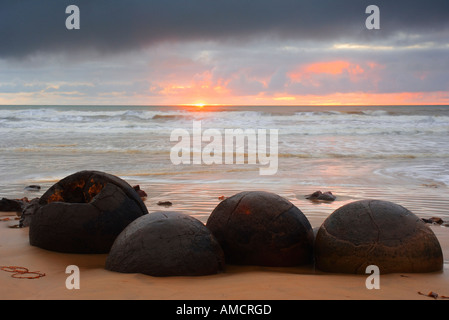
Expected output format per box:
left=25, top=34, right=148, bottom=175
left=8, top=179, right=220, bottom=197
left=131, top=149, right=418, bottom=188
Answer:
left=29, top=170, right=148, bottom=254
left=206, top=191, right=314, bottom=267
left=314, top=200, right=443, bottom=274
left=105, top=211, right=225, bottom=277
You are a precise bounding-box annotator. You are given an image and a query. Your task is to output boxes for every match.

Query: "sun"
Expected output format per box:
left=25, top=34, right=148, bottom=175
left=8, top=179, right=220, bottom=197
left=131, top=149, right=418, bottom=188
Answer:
left=180, top=101, right=229, bottom=111
left=194, top=103, right=205, bottom=108
left=178, top=102, right=209, bottom=111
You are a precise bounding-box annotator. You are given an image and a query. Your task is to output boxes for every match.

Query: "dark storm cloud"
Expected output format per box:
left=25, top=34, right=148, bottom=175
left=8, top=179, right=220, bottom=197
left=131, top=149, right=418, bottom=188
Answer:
left=1, top=0, right=448, bottom=59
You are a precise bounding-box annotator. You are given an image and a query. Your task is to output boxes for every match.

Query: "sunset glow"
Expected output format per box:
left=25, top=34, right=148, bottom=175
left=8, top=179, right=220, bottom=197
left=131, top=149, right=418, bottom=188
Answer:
left=304, top=61, right=353, bottom=75
left=1, top=2, right=448, bottom=107
left=2, top=50, right=447, bottom=106
left=169, top=91, right=449, bottom=107
left=288, top=60, right=369, bottom=85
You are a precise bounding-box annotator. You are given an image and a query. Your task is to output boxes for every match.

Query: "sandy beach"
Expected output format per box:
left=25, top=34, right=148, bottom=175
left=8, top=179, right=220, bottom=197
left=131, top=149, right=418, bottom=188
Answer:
left=1, top=183, right=448, bottom=300
left=1, top=106, right=448, bottom=300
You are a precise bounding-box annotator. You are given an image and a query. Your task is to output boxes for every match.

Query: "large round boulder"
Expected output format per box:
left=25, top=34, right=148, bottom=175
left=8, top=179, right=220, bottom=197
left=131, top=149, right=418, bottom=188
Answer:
left=206, top=191, right=314, bottom=267
left=29, top=170, right=148, bottom=253
left=314, top=200, right=444, bottom=274
left=105, top=211, right=225, bottom=277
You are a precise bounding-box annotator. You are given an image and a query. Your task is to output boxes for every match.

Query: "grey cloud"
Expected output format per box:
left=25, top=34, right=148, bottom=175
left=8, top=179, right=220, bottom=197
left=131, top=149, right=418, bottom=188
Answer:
left=1, top=0, right=448, bottom=59
left=226, top=74, right=266, bottom=96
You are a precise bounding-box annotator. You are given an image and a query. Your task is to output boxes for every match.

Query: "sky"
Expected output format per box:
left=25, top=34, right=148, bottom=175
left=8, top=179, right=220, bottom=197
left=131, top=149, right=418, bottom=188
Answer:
left=1, top=0, right=449, bottom=106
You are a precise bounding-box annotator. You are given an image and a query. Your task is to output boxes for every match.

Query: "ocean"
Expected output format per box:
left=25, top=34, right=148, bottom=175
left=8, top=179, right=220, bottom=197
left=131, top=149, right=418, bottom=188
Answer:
left=1, top=105, right=448, bottom=224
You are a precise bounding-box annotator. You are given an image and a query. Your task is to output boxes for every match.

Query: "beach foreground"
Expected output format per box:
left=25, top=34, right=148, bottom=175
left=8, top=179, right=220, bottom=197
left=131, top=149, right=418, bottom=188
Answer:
left=1, top=209, right=447, bottom=300
left=1, top=106, right=448, bottom=300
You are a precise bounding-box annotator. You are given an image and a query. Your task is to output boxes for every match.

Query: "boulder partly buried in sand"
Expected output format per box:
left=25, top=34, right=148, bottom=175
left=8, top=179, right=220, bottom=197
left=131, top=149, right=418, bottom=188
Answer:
left=0, top=198, right=26, bottom=212
left=314, top=200, right=443, bottom=274
left=29, top=170, right=148, bottom=253
left=105, top=211, right=225, bottom=277
left=306, top=191, right=336, bottom=202
left=206, top=191, right=314, bottom=267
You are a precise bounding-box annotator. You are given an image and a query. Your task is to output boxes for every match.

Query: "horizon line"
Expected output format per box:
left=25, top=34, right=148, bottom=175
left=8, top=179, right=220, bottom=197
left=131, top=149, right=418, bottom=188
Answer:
left=1, top=103, right=449, bottom=107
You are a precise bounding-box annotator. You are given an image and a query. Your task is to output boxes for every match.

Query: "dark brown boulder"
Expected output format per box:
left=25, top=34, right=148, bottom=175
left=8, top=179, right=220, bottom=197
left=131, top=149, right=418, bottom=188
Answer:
left=29, top=171, right=148, bottom=253
left=314, top=200, right=444, bottom=274
left=306, top=191, right=336, bottom=201
left=0, top=198, right=25, bottom=212
left=105, top=211, right=225, bottom=277
left=24, top=185, right=41, bottom=191
left=133, top=185, right=147, bottom=199
left=422, top=217, right=444, bottom=225
left=157, top=201, right=172, bottom=207
left=206, top=191, right=314, bottom=267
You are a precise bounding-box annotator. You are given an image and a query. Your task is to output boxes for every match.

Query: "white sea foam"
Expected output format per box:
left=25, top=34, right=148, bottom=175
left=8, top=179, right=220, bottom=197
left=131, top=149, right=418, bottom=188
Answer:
left=0, top=105, right=448, bottom=197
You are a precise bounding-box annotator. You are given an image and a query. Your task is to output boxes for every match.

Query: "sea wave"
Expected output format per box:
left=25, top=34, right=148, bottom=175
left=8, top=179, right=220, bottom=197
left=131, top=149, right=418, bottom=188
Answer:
left=7, top=146, right=171, bottom=155
left=0, top=108, right=184, bottom=123
left=1, top=107, right=448, bottom=136
left=375, top=164, right=449, bottom=186
left=151, top=114, right=189, bottom=120
left=277, top=152, right=449, bottom=160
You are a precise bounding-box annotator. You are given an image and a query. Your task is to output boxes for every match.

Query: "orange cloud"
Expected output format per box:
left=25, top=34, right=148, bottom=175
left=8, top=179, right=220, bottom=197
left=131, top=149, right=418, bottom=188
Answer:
left=289, top=60, right=365, bottom=83
left=156, top=70, right=234, bottom=106
left=150, top=90, right=449, bottom=107
left=273, top=96, right=296, bottom=101
left=262, top=91, right=449, bottom=106
left=304, top=61, right=351, bottom=75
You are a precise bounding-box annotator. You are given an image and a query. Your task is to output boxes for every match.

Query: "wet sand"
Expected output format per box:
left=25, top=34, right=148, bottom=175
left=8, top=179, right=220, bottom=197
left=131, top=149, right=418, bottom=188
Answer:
left=0, top=183, right=448, bottom=300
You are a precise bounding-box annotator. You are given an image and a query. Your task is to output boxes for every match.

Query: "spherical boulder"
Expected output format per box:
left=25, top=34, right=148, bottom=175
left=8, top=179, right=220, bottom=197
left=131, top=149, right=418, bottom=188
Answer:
left=29, top=170, right=148, bottom=253
left=206, top=191, right=314, bottom=267
left=314, top=200, right=443, bottom=274
left=105, top=211, right=225, bottom=277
